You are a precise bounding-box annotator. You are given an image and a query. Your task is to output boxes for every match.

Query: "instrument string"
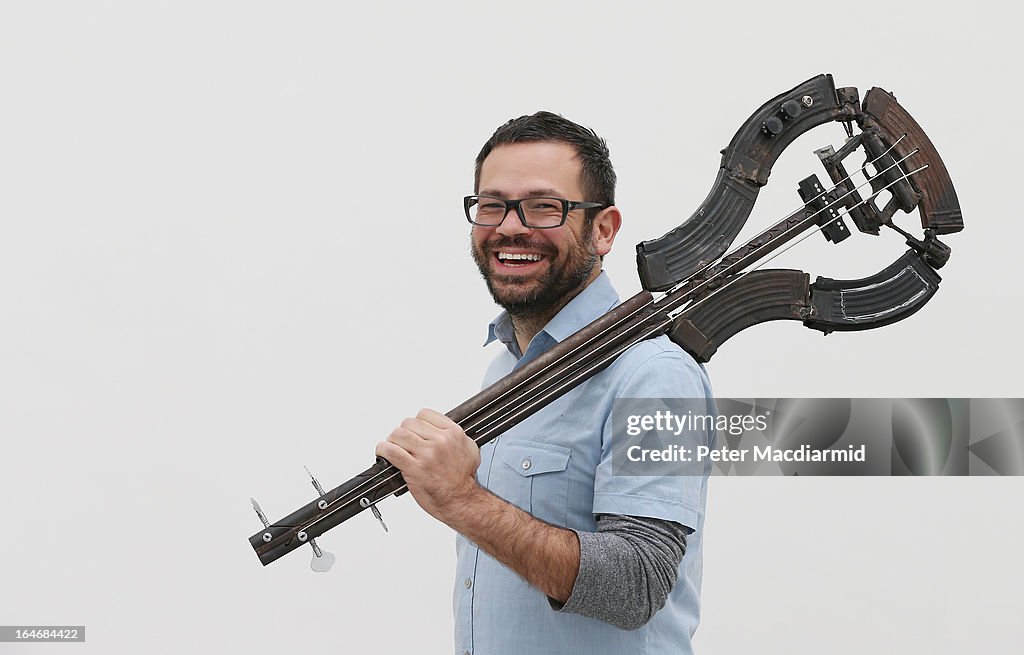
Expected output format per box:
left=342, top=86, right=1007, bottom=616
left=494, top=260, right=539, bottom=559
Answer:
left=659, top=152, right=921, bottom=316
left=459, top=161, right=928, bottom=451
left=294, top=155, right=928, bottom=526
left=452, top=134, right=909, bottom=432
left=349, top=160, right=934, bottom=510
left=669, top=163, right=929, bottom=320
left=455, top=149, right=922, bottom=442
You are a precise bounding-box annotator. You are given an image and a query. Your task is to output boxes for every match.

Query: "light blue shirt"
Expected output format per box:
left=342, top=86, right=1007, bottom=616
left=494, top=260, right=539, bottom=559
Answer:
left=454, top=272, right=714, bottom=655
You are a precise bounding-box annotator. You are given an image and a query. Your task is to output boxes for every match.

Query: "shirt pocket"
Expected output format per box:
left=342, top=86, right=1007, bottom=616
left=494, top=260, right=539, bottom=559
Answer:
left=498, top=439, right=572, bottom=527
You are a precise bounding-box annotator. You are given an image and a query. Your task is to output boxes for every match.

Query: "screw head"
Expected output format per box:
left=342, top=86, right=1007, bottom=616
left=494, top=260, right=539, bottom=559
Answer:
left=801, top=95, right=814, bottom=108
left=298, top=531, right=308, bottom=542
left=262, top=532, right=272, bottom=543
left=318, top=500, right=328, bottom=510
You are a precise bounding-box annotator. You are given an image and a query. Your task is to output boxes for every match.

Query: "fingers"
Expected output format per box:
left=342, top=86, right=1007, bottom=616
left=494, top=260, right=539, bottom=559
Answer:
left=375, top=425, right=423, bottom=470
left=375, top=442, right=405, bottom=473
left=399, top=416, right=443, bottom=441
left=415, top=407, right=459, bottom=431
left=375, top=408, right=466, bottom=471
left=401, top=409, right=461, bottom=441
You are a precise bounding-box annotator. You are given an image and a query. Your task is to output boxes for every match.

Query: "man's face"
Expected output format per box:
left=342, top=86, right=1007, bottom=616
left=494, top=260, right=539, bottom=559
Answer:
left=471, top=141, right=601, bottom=318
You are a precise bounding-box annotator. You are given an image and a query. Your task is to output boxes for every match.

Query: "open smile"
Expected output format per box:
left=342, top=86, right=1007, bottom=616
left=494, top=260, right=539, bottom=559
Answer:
left=493, top=250, right=548, bottom=272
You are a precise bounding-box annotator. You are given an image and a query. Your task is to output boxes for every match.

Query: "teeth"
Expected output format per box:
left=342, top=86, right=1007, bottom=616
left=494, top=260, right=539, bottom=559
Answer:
left=498, top=252, right=542, bottom=262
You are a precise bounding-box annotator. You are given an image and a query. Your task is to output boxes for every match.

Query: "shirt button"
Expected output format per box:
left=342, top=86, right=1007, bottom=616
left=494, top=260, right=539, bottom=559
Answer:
left=521, top=458, right=532, bottom=471
left=464, top=577, right=473, bottom=589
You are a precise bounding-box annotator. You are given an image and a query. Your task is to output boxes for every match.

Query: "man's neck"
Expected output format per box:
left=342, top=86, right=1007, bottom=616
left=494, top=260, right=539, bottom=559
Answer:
left=510, top=307, right=562, bottom=356
left=509, top=270, right=601, bottom=356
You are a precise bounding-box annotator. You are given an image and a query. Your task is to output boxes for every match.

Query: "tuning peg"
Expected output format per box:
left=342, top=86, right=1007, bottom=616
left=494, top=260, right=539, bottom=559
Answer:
left=302, top=466, right=337, bottom=572
left=297, top=527, right=336, bottom=573
left=251, top=497, right=276, bottom=547
left=359, top=496, right=389, bottom=533
left=309, top=538, right=336, bottom=572
left=304, top=465, right=327, bottom=497
left=251, top=498, right=270, bottom=528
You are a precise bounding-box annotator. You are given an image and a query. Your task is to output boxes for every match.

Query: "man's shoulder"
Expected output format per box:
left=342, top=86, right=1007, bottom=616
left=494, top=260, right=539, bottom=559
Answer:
left=611, top=334, right=700, bottom=373
left=603, top=335, right=711, bottom=399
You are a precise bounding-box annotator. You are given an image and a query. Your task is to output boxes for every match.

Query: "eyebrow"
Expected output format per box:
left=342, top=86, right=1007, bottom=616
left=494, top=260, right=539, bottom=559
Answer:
left=477, top=188, right=568, bottom=199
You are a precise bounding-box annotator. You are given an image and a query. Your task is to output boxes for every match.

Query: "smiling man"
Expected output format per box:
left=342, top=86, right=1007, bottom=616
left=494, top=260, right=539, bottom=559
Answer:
left=376, top=112, right=714, bottom=654
left=467, top=139, right=611, bottom=354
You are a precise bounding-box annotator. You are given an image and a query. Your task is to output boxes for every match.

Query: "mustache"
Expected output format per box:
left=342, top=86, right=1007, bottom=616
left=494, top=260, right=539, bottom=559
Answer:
left=481, top=236, right=557, bottom=257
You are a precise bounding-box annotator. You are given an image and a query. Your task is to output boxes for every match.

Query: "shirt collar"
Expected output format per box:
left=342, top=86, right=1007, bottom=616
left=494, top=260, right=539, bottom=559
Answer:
left=484, top=271, right=621, bottom=359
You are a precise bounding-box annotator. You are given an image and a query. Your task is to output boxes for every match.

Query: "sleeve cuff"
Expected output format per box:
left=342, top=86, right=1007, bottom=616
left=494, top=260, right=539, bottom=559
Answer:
left=547, top=528, right=597, bottom=613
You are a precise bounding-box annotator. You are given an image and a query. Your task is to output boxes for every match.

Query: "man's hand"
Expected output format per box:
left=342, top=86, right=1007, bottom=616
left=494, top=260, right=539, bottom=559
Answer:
left=375, top=408, right=481, bottom=523
left=377, top=408, right=580, bottom=603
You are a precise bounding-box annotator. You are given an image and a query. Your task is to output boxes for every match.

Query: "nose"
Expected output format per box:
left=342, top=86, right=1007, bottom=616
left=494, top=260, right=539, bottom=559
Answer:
left=494, top=205, right=533, bottom=237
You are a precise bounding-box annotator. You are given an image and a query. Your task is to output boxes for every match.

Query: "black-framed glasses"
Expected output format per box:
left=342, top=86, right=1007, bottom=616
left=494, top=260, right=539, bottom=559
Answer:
left=464, top=195, right=604, bottom=229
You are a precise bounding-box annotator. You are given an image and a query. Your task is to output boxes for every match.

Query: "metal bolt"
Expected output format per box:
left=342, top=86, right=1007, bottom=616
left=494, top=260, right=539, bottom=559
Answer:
left=262, top=532, right=272, bottom=543
left=801, top=95, right=814, bottom=108
left=318, top=500, right=328, bottom=510
left=298, top=531, right=308, bottom=542
left=359, top=497, right=370, bottom=508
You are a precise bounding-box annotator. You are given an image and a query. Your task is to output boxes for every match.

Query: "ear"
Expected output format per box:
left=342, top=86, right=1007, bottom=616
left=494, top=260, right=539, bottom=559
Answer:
left=591, top=205, right=622, bottom=257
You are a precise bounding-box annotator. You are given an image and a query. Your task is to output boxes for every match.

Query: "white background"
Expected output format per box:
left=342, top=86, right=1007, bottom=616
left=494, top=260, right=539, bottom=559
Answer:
left=2, top=1, right=1021, bottom=653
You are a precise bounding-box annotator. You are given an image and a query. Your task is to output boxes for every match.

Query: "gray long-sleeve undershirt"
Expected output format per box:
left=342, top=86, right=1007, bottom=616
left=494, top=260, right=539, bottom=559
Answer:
left=548, top=514, right=689, bottom=630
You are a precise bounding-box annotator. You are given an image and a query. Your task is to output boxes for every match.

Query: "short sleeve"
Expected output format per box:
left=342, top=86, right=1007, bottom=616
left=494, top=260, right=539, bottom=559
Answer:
left=591, top=337, right=715, bottom=530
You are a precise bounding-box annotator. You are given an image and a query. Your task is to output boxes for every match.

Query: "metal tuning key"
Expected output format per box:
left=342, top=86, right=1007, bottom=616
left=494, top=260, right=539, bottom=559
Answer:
left=308, top=540, right=335, bottom=573
left=304, top=465, right=326, bottom=496
left=358, top=495, right=389, bottom=533
left=251, top=497, right=270, bottom=529
left=303, top=466, right=337, bottom=573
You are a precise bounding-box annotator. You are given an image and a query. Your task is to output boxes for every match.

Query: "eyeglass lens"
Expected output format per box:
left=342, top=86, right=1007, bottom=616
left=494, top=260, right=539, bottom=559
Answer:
left=467, top=196, right=566, bottom=228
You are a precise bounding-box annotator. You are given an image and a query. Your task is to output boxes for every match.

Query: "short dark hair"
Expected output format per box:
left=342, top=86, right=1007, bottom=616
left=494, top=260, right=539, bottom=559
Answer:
left=474, top=111, right=616, bottom=219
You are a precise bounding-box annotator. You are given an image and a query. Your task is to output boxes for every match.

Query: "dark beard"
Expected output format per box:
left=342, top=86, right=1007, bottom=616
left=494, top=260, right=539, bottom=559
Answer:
left=471, top=234, right=598, bottom=323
